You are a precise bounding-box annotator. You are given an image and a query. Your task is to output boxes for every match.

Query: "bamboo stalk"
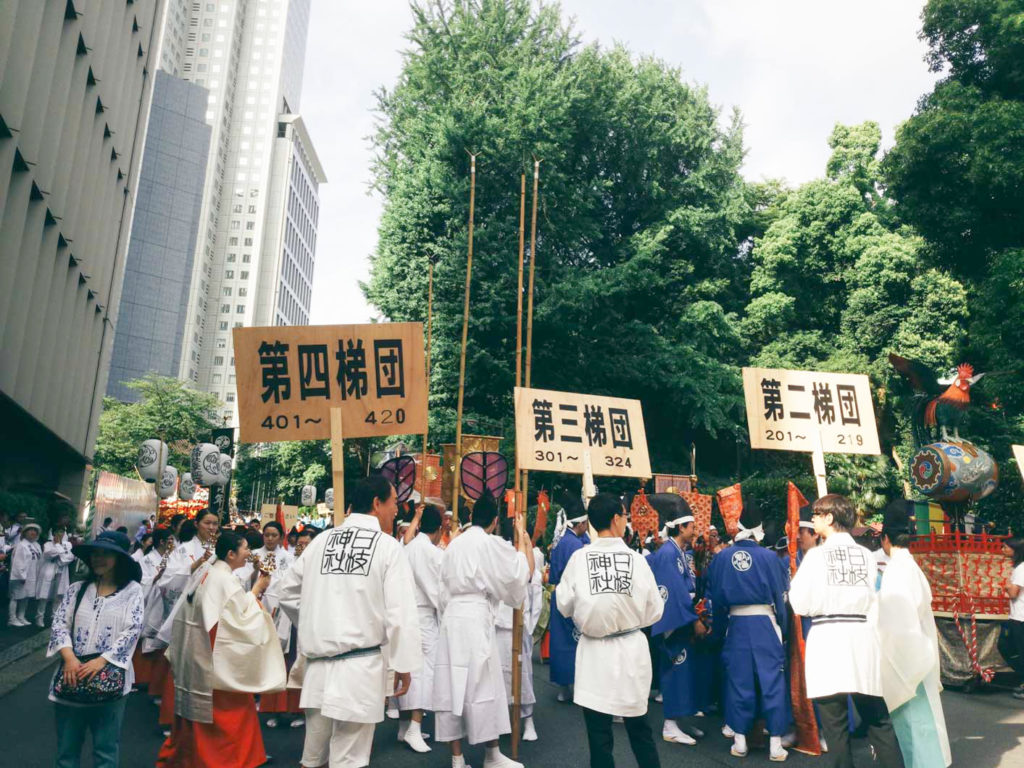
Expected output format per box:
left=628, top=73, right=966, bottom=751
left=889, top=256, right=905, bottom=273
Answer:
left=514, top=173, right=526, bottom=491
left=452, top=153, right=478, bottom=528
left=420, top=260, right=434, bottom=501
left=522, top=158, right=540, bottom=494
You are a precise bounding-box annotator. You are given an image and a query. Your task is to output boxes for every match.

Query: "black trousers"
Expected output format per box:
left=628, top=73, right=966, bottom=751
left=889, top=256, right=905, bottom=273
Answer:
left=581, top=707, right=660, bottom=768
left=1005, top=619, right=1024, bottom=677
left=816, top=693, right=904, bottom=768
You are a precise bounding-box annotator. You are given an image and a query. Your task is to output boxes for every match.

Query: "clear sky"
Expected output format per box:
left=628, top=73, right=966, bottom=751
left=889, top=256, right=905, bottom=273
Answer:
left=299, top=0, right=938, bottom=325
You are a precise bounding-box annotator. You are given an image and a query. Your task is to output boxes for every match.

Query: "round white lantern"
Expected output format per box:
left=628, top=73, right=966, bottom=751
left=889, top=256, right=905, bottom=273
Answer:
left=138, top=439, right=168, bottom=482
left=217, top=454, right=233, bottom=486
left=190, top=443, right=221, bottom=487
left=179, top=473, right=196, bottom=501
left=325, top=488, right=334, bottom=511
left=158, top=466, right=178, bottom=499
left=301, top=485, right=316, bottom=506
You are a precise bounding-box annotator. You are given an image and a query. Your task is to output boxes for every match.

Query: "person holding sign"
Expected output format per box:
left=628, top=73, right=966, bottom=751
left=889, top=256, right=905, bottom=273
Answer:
left=276, top=476, right=422, bottom=768
left=646, top=496, right=707, bottom=747
left=789, top=495, right=903, bottom=768
left=432, top=491, right=533, bottom=768
left=549, top=496, right=590, bottom=702
left=554, top=492, right=665, bottom=768
left=706, top=502, right=790, bottom=761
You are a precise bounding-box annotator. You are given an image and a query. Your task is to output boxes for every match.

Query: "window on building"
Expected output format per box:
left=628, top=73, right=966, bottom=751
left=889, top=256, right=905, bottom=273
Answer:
left=214, top=356, right=224, bottom=366
left=219, top=321, right=228, bottom=331
left=229, top=374, right=236, bottom=384
left=246, top=221, right=255, bottom=230
left=229, top=237, right=238, bottom=246
left=238, top=288, right=247, bottom=297
left=221, top=304, right=230, bottom=313
left=236, top=305, right=245, bottom=313
left=230, top=221, right=240, bottom=230
left=226, top=393, right=236, bottom=403
left=226, top=253, right=236, bottom=262
left=222, top=287, right=232, bottom=296
left=240, top=271, right=249, bottom=279
left=232, top=204, right=242, bottom=213
left=212, top=373, right=222, bottom=384
left=242, top=254, right=251, bottom=263
left=244, top=238, right=252, bottom=246
left=234, top=322, right=242, bottom=329
left=216, top=338, right=226, bottom=348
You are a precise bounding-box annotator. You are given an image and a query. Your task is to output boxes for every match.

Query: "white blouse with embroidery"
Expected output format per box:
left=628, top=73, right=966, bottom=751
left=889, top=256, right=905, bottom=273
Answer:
left=46, top=580, right=145, bottom=702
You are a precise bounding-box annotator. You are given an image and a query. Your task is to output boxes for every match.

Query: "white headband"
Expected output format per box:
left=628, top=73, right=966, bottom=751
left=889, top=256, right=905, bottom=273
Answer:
left=798, top=520, right=815, bottom=530
left=735, top=522, right=764, bottom=542
left=567, top=513, right=588, bottom=525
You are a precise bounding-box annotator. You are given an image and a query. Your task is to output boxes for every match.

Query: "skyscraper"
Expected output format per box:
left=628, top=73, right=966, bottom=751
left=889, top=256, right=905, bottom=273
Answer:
left=0, top=0, right=165, bottom=504
left=109, top=0, right=324, bottom=421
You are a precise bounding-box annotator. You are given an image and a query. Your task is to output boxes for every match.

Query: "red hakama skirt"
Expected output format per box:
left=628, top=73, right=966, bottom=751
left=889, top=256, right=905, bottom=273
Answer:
left=156, top=690, right=266, bottom=768
left=132, top=646, right=153, bottom=686
left=148, top=652, right=170, bottom=700
left=540, top=629, right=550, bottom=661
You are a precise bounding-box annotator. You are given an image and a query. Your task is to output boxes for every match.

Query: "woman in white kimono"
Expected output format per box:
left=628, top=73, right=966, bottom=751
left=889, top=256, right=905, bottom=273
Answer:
left=34, top=523, right=76, bottom=626
left=8, top=521, right=42, bottom=626
left=157, top=530, right=286, bottom=768
left=433, top=492, right=533, bottom=768
left=877, top=501, right=951, bottom=767
left=495, top=514, right=544, bottom=742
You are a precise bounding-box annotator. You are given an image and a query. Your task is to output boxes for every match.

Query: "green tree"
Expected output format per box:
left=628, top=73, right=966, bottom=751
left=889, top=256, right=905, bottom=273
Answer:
left=366, top=0, right=752, bottom=472
left=94, top=375, right=223, bottom=477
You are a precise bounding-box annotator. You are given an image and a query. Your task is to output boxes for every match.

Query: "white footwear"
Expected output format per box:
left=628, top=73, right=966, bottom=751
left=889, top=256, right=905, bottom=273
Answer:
left=731, top=734, right=748, bottom=758
left=780, top=731, right=796, bottom=748
left=662, top=721, right=697, bottom=746
left=16, top=601, right=29, bottom=625
left=556, top=686, right=571, bottom=703
left=153, top=697, right=162, bottom=707
left=694, top=710, right=705, bottom=717
left=266, top=717, right=279, bottom=728
left=769, top=735, right=788, bottom=761
left=403, top=721, right=431, bottom=753
left=290, top=717, right=305, bottom=728
left=522, top=715, right=538, bottom=741
left=819, top=737, right=829, bottom=753
left=7, top=600, right=17, bottom=626
left=386, top=706, right=400, bottom=719
left=451, top=756, right=469, bottom=768
left=654, top=692, right=663, bottom=703
left=482, top=748, right=522, bottom=768
left=722, top=724, right=736, bottom=738
left=33, top=608, right=45, bottom=627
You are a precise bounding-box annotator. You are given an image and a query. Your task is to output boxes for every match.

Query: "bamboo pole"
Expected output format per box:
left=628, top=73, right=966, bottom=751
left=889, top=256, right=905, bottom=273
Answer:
left=452, top=153, right=478, bottom=529
left=510, top=172, right=528, bottom=757
left=419, top=260, right=435, bottom=501
left=521, top=159, right=541, bottom=494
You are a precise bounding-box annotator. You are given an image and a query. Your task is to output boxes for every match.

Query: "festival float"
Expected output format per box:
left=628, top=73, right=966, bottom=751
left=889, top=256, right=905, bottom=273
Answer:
left=890, top=355, right=1012, bottom=688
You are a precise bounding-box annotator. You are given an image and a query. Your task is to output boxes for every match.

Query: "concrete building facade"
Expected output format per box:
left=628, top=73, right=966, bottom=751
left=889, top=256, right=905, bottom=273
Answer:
left=0, top=0, right=165, bottom=504
left=107, top=72, right=212, bottom=402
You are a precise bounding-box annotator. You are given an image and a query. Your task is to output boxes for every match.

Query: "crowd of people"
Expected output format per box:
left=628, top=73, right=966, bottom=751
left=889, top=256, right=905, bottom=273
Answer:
left=3, top=478, right=1024, bottom=767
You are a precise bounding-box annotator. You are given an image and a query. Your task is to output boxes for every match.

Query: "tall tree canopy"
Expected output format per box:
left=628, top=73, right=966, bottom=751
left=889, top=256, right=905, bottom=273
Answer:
left=366, top=0, right=752, bottom=471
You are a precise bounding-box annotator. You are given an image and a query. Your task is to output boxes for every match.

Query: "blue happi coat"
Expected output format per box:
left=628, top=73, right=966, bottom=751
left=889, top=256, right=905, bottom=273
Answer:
left=707, top=539, right=790, bottom=734
left=550, top=528, right=589, bottom=686
left=647, top=538, right=701, bottom=717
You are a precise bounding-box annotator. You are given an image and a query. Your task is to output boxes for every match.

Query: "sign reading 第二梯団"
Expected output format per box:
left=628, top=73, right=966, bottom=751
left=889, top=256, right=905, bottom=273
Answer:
left=742, top=367, right=880, bottom=455
left=233, top=323, right=428, bottom=443
left=514, top=387, right=651, bottom=478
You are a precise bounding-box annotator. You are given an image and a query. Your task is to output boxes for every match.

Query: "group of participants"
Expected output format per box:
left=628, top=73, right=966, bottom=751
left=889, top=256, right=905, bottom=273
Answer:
left=48, top=474, right=955, bottom=768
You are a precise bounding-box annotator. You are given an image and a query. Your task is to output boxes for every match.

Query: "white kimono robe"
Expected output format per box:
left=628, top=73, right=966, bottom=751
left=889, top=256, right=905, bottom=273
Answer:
left=433, top=526, right=530, bottom=744
left=789, top=532, right=882, bottom=699
left=276, top=513, right=422, bottom=724
left=555, top=537, right=663, bottom=717
left=10, top=539, right=42, bottom=599
left=878, top=548, right=951, bottom=767
left=495, top=559, right=543, bottom=714
left=397, top=532, right=443, bottom=712
left=134, top=549, right=164, bottom=599
left=166, top=559, right=286, bottom=723
left=36, top=539, right=75, bottom=601
left=142, top=538, right=213, bottom=653
left=251, top=545, right=296, bottom=652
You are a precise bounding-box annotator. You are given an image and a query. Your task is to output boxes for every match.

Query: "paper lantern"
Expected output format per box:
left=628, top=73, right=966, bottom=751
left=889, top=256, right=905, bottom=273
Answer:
left=217, top=454, right=233, bottom=486
left=138, top=439, right=168, bottom=482
left=325, top=488, right=334, bottom=511
left=158, top=466, right=178, bottom=499
left=179, top=473, right=196, bottom=501
left=190, top=443, right=222, bottom=486
left=301, top=485, right=316, bottom=506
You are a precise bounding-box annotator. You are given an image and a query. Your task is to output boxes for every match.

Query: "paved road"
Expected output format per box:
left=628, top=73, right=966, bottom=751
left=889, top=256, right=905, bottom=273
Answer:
left=2, top=655, right=1023, bottom=767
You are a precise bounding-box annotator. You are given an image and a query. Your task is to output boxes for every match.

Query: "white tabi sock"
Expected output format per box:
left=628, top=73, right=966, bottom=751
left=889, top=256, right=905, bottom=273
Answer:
left=769, top=735, right=788, bottom=760
left=451, top=755, right=467, bottom=768
left=732, top=733, right=748, bottom=756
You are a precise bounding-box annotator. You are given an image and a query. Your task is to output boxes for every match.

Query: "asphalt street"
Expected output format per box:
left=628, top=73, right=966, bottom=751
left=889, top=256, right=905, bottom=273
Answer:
left=2, top=655, right=1023, bottom=767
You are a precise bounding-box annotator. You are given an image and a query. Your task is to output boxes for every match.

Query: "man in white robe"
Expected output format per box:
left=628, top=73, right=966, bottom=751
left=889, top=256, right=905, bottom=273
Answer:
left=790, top=494, right=903, bottom=768
left=555, top=492, right=664, bottom=767
left=277, top=476, right=423, bottom=768
left=433, top=492, right=533, bottom=768
left=877, top=501, right=951, bottom=767
left=396, top=502, right=445, bottom=752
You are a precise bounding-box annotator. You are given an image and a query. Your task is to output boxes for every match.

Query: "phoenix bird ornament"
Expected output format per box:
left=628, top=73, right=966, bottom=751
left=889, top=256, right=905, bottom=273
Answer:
left=888, top=354, right=985, bottom=446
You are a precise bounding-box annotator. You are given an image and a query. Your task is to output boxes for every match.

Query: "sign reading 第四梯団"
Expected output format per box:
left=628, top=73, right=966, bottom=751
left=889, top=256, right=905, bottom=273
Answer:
left=233, top=323, right=428, bottom=443
left=742, top=367, right=880, bottom=455
left=514, top=386, right=651, bottom=478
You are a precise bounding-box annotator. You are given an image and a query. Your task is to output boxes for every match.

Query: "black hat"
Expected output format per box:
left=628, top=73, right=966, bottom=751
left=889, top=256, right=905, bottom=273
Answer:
left=882, top=499, right=914, bottom=540
left=798, top=504, right=815, bottom=530
left=737, top=499, right=764, bottom=542
left=72, top=531, right=142, bottom=582
left=561, top=493, right=588, bottom=525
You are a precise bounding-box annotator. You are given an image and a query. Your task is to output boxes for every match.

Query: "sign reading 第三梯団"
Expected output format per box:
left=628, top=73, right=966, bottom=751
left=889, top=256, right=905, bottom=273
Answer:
left=514, top=387, right=651, bottom=478
left=741, top=367, right=880, bottom=455
left=233, top=323, right=428, bottom=443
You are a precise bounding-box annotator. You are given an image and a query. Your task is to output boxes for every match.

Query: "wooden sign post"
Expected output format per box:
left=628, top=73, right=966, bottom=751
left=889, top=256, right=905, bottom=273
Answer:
left=232, top=322, right=429, bottom=521
left=741, top=367, right=881, bottom=497
left=1012, top=445, right=1024, bottom=483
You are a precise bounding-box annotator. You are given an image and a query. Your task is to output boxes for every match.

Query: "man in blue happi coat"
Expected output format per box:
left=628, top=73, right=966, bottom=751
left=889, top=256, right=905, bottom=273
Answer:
left=646, top=494, right=708, bottom=747
left=548, top=495, right=590, bottom=702
left=707, top=500, right=790, bottom=761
